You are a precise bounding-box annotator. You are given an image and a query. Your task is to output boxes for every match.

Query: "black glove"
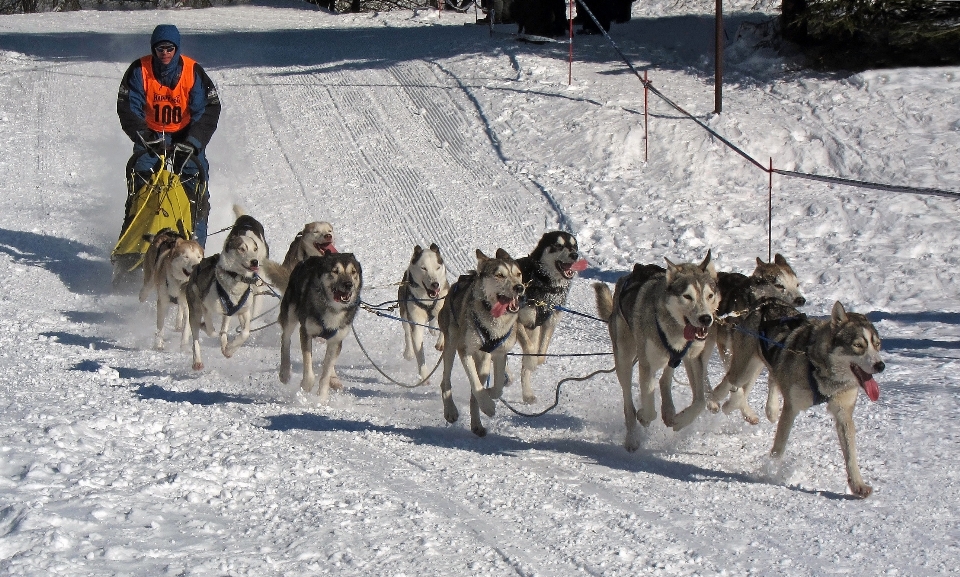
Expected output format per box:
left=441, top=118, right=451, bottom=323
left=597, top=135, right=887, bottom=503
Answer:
left=173, top=142, right=196, bottom=156
left=138, top=130, right=163, bottom=147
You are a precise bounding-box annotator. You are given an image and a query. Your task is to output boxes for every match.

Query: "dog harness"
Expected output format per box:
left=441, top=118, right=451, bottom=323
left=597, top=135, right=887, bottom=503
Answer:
left=655, top=319, right=693, bottom=368
left=755, top=305, right=828, bottom=406
left=401, top=272, right=443, bottom=321
left=215, top=279, right=251, bottom=317
left=472, top=312, right=513, bottom=353
left=522, top=263, right=570, bottom=328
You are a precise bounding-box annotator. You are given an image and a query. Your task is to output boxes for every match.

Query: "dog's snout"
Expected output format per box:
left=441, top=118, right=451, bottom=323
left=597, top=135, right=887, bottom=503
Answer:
left=698, top=314, right=713, bottom=327
left=794, top=296, right=807, bottom=306
left=874, top=361, right=885, bottom=373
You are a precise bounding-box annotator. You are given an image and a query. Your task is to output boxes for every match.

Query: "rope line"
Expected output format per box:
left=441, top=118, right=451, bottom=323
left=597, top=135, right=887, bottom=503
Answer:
left=572, top=0, right=960, bottom=199
left=352, top=326, right=442, bottom=389
left=498, top=367, right=616, bottom=418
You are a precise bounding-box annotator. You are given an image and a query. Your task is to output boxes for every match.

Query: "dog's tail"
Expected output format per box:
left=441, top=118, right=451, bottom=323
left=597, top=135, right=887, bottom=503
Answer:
left=593, top=282, right=614, bottom=322
left=260, top=259, right=290, bottom=294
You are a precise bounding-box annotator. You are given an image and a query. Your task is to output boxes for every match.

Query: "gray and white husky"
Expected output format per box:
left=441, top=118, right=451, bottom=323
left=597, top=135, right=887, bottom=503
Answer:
left=437, top=249, right=525, bottom=437
left=278, top=253, right=363, bottom=402
left=718, top=298, right=883, bottom=498
left=515, top=231, right=587, bottom=403
left=399, top=244, right=450, bottom=383
left=594, top=253, right=720, bottom=449
left=707, top=253, right=807, bottom=423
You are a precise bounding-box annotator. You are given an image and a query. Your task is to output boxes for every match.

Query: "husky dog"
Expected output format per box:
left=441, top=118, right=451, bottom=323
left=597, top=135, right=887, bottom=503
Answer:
left=139, top=229, right=204, bottom=350
left=278, top=253, right=363, bottom=402
left=281, top=221, right=337, bottom=272
left=594, top=253, right=720, bottom=449
left=228, top=205, right=270, bottom=260
left=399, top=244, right=450, bottom=382
left=719, top=299, right=883, bottom=498
left=515, top=231, right=587, bottom=403
left=438, top=249, right=525, bottom=437
left=184, top=212, right=268, bottom=370
left=707, top=254, right=807, bottom=423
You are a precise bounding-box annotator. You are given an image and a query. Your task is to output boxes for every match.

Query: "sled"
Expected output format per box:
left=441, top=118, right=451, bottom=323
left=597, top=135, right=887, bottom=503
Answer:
left=110, top=143, right=206, bottom=292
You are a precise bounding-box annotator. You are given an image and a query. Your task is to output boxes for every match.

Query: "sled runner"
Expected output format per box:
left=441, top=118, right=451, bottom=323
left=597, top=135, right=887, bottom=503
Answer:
left=111, top=141, right=207, bottom=292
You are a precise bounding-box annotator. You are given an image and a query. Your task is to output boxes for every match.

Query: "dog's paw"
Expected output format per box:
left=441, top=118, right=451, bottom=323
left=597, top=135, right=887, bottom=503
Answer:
left=475, top=390, right=496, bottom=417
left=849, top=480, right=873, bottom=499
left=443, top=404, right=459, bottom=424
left=742, top=410, right=761, bottom=425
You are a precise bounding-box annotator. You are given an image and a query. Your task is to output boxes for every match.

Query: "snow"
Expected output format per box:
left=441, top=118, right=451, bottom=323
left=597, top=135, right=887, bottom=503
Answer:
left=1, top=1, right=959, bottom=575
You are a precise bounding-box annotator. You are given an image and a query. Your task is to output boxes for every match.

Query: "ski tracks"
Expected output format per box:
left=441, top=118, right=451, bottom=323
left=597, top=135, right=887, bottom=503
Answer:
left=242, top=59, right=549, bottom=277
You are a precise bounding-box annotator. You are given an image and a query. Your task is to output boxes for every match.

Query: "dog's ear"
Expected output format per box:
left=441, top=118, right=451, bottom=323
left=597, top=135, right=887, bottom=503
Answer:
left=831, top=301, right=849, bottom=328
left=774, top=253, right=787, bottom=266
left=476, top=249, right=490, bottom=264
left=664, top=257, right=678, bottom=283
left=495, top=248, right=512, bottom=261
left=699, top=250, right=717, bottom=279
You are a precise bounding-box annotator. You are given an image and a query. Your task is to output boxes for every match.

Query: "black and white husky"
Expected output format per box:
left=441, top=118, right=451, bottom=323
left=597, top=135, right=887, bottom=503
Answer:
left=399, top=244, right=450, bottom=383
left=278, top=253, right=363, bottom=402
left=514, top=231, right=586, bottom=403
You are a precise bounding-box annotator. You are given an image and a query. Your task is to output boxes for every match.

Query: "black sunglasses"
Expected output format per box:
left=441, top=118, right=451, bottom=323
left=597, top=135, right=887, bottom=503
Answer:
left=154, top=45, right=176, bottom=54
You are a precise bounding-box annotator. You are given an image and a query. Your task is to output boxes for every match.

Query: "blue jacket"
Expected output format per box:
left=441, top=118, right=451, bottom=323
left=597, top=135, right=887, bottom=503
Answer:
left=117, top=25, right=220, bottom=150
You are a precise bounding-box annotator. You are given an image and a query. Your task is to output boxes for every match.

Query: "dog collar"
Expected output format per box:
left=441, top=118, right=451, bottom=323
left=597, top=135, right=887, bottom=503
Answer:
left=655, top=319, right=692, bottom=368
left=215, top=280, right=251, bottom=317
left=222, top=269, right=258, bottom=284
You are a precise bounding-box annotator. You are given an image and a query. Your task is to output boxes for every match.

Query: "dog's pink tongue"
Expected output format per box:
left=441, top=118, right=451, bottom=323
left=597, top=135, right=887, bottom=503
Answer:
left=570, top=259, right=588, bottom=272
left=491, top=301, right=509, bottom=318
left=863, top=378, right=880, bottom=402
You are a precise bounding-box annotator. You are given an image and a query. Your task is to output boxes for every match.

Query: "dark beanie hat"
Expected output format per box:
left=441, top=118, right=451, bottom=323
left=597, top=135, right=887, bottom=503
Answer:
left=151, top=24, right=181, bottom=49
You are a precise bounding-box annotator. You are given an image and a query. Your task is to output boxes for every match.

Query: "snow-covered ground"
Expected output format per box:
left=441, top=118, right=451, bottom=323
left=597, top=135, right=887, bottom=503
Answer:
left=1, top=1, right=958, bottom=575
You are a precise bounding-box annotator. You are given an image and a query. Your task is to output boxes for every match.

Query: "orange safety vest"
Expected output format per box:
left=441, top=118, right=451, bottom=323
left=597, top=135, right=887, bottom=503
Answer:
left=140, top=55, right=196, bottom=134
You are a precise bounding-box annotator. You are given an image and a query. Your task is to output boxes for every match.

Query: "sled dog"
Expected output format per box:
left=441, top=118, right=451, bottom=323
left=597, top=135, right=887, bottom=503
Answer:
left=399, top=243, right=450, bottom=382
left=515, top=231, right=587, bottom=403
left=707, top=254, right=807, bottom=423
left=139, top=228, right=204, bottom=351
left=718, top=299, right=883, bottom=498
left=438, top=249, right=525, bottom=437
left=278, top=253, right=363, bottom=402
left=184, top=212, right=268, bottom=370
left=281, top=221, right=337, bottom=272
left=594, top=253, right=720, bottom=448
